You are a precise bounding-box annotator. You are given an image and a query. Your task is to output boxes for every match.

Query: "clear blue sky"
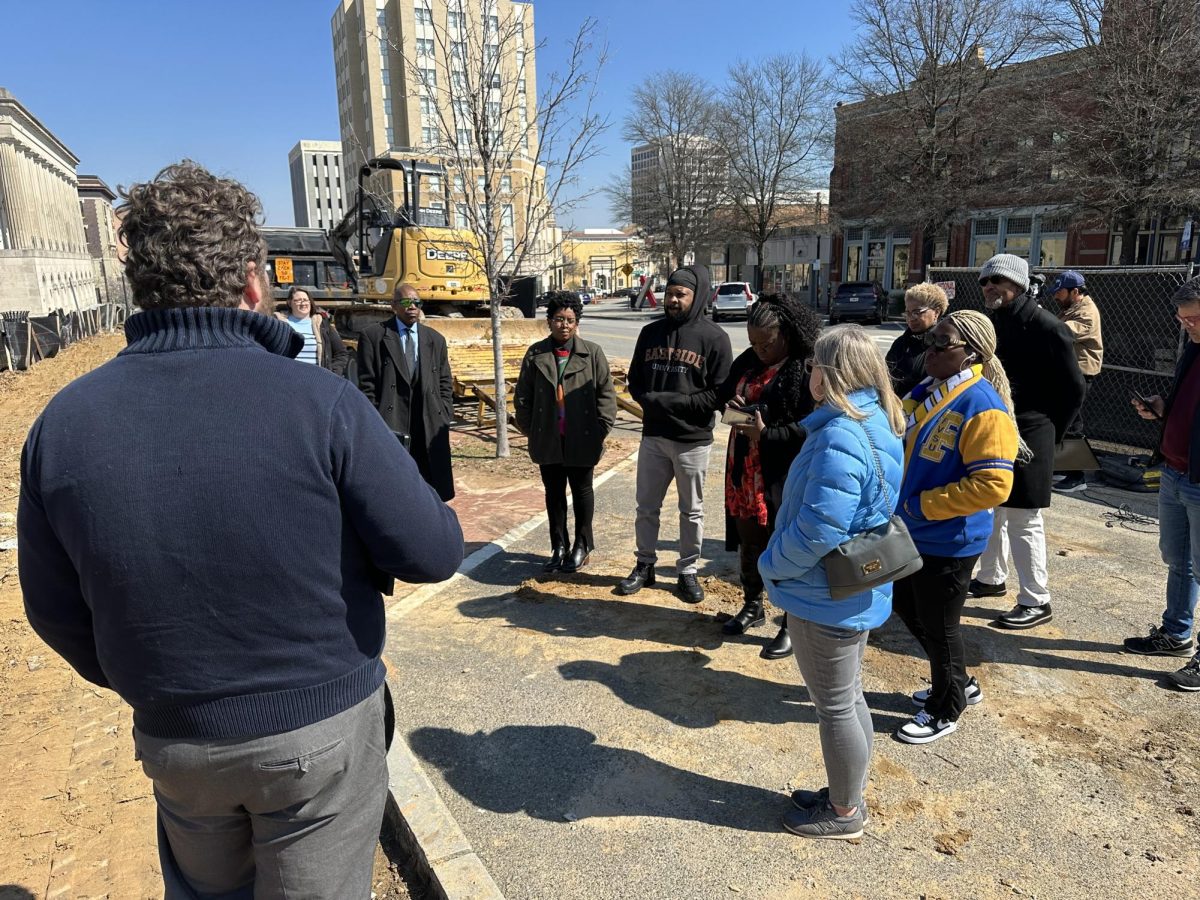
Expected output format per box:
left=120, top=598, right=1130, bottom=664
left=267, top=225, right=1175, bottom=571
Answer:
left=2, top=1, right=858, bottom=228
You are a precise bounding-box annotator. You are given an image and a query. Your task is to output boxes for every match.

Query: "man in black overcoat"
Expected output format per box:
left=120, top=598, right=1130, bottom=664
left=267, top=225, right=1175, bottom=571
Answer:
left=357, top=284, right=456, bottom=500
left=970, top=253, right=1085, bottom=629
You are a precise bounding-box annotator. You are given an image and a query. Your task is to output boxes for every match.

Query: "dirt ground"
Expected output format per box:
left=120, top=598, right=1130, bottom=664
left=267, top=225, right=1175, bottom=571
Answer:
left=0, top=336, right=529, bottom=897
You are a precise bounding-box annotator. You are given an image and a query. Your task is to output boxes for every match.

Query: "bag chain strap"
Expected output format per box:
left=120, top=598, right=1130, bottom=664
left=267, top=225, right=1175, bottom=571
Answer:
left=850, top=418, right=893, bottom=514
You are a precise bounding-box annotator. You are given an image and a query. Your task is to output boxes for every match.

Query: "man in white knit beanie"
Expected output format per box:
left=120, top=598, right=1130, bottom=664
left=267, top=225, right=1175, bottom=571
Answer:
left=970, top=254, right=1086, bottom=629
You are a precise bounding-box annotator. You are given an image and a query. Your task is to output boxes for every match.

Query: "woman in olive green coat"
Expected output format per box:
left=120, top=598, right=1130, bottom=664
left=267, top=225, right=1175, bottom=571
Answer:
left=514, top=292, right=618, bottom=573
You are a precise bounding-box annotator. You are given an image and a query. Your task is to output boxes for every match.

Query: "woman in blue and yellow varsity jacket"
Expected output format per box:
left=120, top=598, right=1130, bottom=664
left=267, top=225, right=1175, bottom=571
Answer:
left=892, top=310, right=1022, bottom=746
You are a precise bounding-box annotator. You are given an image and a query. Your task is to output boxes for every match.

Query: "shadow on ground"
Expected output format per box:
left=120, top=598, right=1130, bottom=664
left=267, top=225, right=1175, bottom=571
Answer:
left=559, top=649, right=911, bottom=734
left=407, top=724, right=790, bottom=833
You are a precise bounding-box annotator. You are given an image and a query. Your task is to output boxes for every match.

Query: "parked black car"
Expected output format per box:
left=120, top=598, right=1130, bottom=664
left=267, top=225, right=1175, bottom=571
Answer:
left=829, top=281, right=887, bottom=325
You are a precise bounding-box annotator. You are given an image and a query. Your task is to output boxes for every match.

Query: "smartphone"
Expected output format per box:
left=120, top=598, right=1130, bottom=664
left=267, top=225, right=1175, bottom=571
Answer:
left=722, top=407, right=756, bottom=426
left=1130, top=390, right=1161, bottom=419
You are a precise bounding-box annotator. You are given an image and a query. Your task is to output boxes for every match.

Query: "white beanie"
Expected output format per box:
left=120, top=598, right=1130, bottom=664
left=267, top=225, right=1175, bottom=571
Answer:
left=980, top=253, right=1029, bottom=291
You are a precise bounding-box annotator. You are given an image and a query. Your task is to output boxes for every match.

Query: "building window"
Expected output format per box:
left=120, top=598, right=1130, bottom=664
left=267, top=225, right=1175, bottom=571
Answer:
left=414, top=3, right=433, bottom=26
left=866, top=241, right=886, bottom=283
left=501, top=175, right=511, bottom=193
left=846, top=244, right=862, bottom=281
left=416, top=38, right=434, bottom=57
left=891, top=243, right=910, bottom=287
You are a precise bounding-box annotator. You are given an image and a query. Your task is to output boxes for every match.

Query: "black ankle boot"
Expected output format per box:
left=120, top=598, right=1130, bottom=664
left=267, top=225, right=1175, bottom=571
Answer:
left=617, top=563, right=655, bottom=595
left=543, top=546, right=566, bottom=572
left=761, top=622, right=792, bottom=660
left=722, top=595, right=765, bottom=635
left=561, top=542, right=590, bottom=573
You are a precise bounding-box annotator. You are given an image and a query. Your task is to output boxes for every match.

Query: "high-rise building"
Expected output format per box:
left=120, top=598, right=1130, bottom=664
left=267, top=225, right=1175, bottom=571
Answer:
left=329, top=0, right=553, bottom=277
left=288, top=140, right=346, bottom=229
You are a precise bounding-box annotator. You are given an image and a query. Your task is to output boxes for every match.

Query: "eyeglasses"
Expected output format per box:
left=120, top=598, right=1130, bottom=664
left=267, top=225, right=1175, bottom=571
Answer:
left=396, top=299, right=422, bottom=308
left=978, top=275, right=1007, bottom=287
left=1176, top=310, right=1200, bottom=327
left=923, top=332, right=969, bottom=352
left=550, top=317, right=578, bottom=326
left=904, top=306, right=933, bottom=318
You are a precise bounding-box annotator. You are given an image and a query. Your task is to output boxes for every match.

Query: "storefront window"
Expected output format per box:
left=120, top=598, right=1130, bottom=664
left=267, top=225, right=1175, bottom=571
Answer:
left=1004, top=236, right=1031, bottom=259
left=973, top=240, right=997, bottom=266
left=1039, top=237, right=1066, bottom=267
left=846, top=245, right=862, bottom=281
left=891, top=244, right=910, bottom=287
left=866, top=241, right=886, bottom=283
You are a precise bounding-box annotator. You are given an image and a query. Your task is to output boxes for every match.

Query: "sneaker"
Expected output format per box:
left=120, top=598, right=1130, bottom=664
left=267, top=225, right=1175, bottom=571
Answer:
left=781, top=800, right=863, bottom=840
left=912, top=675, right=983, bottom=708
left=790, top=787, right=869, bottom=825
left=995, top=603, right=1053, bottom=630
left=896, top=710, right=958, bottom=744
left=1053, top=474, right=1088, bottom=493
left=968, top=578, right=1007, bottom=598
left=1123, top=625, right=1195, bottom=657
left=1166, top=655, right=1200, bottom=692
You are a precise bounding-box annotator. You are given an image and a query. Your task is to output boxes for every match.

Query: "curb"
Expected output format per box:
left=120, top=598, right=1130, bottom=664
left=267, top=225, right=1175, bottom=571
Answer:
left=383, top=721, right=505, bottom=900
left=381, top=444, right=641, bottom=898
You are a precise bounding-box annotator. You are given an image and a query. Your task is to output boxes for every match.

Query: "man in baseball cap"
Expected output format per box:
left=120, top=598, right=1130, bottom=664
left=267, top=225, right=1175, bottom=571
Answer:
left=1049, top=271, right=1104, bottom=492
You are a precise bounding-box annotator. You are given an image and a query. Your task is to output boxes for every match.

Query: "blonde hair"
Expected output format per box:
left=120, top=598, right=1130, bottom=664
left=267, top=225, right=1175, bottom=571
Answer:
left=813, top=325, right=905, bottom=435
left=943, top=310, right=1032, bottom=461
left=905, top=282, right=949, bottom=316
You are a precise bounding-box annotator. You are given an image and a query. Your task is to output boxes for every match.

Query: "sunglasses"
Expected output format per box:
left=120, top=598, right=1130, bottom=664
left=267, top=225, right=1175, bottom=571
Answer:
left=904, top=306, right=933, bottom=318
left=978, top=274, right=1007, bottom=287
left=1176, top=311, right=1200, bottom=327
left=550, top=316, right=577, bottom=326
left=923, top=332, right=969, bottom=352
left=396, top=299, right=423, bottom=308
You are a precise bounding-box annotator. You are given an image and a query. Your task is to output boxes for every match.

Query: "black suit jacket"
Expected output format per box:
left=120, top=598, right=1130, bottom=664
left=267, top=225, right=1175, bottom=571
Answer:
left=357, top=318, right=456, bottom=500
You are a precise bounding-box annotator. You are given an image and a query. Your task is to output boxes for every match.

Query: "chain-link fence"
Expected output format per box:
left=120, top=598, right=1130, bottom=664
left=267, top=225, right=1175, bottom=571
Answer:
left=1, top=302, right=126, bottom=372
left=928, top=265, right=1195, bottom=453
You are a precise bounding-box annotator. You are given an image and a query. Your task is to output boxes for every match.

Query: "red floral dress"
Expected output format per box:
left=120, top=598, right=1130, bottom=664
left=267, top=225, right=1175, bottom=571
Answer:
left=725, top=363, right=783, bottom=526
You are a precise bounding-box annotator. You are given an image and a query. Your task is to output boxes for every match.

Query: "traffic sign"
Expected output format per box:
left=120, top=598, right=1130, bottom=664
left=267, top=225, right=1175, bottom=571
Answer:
left=621, top=263, right=634, bottom=276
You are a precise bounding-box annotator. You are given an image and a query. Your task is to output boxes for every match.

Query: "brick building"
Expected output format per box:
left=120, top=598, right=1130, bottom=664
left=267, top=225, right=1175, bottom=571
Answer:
left=828, top=47, right=1197, bottom=293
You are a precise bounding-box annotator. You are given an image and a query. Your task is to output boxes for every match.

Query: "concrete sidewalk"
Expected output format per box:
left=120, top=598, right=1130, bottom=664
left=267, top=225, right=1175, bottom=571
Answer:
left=384, top=434, right=1200, bottom=900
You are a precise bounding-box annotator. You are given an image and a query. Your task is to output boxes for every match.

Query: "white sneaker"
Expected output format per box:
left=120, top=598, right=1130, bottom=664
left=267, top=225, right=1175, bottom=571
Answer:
left=896, top=710, right=958, bottom=744
left=911, top=675, right=983, bottom=708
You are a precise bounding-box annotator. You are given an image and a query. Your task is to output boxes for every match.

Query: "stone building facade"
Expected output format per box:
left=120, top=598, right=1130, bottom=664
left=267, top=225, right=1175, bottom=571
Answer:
left=0, top=87, right=96, bottom=314
left=77, top=175, right=129, bottom=308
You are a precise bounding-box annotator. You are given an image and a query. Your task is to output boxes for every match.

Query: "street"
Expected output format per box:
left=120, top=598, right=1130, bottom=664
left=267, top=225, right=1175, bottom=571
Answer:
left=576, top=297, right=902, bottom=364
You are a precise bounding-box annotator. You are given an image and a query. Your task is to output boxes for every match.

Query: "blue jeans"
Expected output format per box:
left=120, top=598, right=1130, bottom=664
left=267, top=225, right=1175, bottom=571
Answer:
left=1159, top=465, right=1200, bottom=641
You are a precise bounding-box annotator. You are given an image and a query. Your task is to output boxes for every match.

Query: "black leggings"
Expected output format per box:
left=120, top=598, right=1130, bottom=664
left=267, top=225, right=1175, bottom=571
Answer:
left=734, top=515, right=770, bottom=598
left=540, top=464, right=595, bottom=550
left=892, top=552, right=978, bottom=721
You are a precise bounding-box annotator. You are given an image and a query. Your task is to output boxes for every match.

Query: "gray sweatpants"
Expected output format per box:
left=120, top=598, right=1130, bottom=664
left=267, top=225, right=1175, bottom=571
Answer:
left=788, top=614, right=872, bottom=810
left=133, top=685, right=388, bottom=899
left=634, top=435, right=713, bottom=575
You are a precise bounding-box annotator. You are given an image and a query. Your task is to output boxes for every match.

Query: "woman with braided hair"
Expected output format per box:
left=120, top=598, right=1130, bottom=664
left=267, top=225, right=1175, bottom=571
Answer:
left=891, top=309, right=1022, bottom=744
left=657, top=293, right=821, bottom=658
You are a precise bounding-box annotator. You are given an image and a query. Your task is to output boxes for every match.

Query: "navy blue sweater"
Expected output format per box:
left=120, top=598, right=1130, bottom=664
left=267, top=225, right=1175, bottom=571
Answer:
left=18, top=307, right=464, bottom=740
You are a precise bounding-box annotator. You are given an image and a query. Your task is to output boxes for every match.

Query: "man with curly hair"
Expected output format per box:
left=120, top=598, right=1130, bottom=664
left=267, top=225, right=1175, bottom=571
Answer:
left=18, top=161, right=464, bottom=898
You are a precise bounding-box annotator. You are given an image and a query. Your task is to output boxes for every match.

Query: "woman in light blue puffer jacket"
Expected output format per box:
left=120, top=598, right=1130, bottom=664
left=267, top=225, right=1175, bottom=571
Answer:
left=758, top=324, right=905, bottom=841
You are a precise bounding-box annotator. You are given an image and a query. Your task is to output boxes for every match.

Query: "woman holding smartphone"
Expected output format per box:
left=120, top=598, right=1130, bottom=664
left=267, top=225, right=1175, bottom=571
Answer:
left=647, top=294, right=821, bottom=658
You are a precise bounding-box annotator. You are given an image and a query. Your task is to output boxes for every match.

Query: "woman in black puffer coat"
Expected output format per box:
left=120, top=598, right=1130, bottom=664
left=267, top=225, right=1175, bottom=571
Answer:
left=886, top=282, right=949, bottom=398
left=660, top=293, right=822, bottom=659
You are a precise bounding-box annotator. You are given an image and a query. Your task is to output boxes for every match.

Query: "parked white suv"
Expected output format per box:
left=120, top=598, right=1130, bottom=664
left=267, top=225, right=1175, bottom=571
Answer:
left=712, top=282, right=757, bottom=321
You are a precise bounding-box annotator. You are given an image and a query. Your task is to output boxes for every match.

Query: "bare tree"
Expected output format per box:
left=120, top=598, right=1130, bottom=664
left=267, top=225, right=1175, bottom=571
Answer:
left=1033, top=0, right=1200, bottom=263
left=383, top=1, right=607, bottom=457
left=718, top=53, right=833, bottom=292
left=830, top=0, right=1041, bottom=266
left=613, top=71, right=727, bottom=270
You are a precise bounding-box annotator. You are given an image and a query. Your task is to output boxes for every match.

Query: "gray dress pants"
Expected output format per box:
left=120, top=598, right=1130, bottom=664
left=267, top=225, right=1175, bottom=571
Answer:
left=133, top=685, right=388, bottom=899
left=634, top=435, right=713, bottom=575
